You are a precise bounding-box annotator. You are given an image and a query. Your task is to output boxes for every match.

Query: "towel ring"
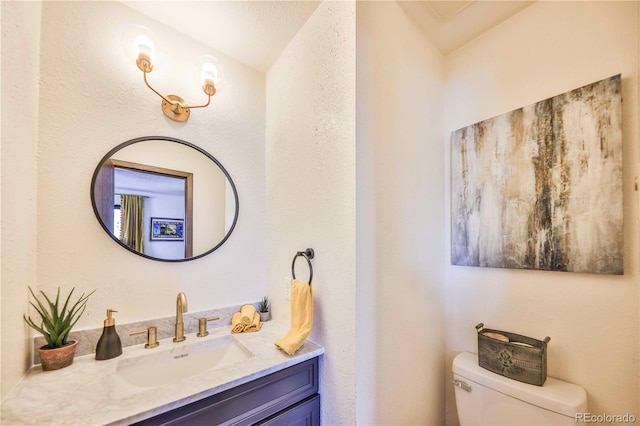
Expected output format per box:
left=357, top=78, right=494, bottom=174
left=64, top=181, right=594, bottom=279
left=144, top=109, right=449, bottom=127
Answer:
left=291, top=248, right=314, bottom=284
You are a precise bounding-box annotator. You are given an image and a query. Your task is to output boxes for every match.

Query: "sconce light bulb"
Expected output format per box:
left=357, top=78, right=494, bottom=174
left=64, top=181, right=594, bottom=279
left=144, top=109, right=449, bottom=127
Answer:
left=202, top=79, right=217, bottom=96
left=133, top=34, right=155, bottom=64
left=201, top=62, right=219, bottom=86
left=136, top=52, right=153, bottom=73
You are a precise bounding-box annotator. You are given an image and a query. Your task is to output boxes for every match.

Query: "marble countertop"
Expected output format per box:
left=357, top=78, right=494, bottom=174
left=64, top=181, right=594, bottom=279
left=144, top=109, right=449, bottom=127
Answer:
left=1, top=322, right=324, bottom=426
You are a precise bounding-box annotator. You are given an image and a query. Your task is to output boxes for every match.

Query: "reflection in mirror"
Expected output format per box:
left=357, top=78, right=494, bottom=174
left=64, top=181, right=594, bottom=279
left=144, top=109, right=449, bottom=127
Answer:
left=91, top=136, right=239, bottom=262
left=113, top=160, right=192, bottom=259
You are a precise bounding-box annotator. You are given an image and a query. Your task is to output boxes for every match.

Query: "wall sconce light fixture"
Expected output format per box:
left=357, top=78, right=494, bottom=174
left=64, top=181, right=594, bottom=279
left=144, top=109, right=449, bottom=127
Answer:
left=129, top=27, right=219, bottom=122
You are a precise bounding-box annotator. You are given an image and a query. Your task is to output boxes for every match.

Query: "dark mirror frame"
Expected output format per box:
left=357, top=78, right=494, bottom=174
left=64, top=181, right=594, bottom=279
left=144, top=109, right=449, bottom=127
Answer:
left=90, top=136, right=239, bottom=262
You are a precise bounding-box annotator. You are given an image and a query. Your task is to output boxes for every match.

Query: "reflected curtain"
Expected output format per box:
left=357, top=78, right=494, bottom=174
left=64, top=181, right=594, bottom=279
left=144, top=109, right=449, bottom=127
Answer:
left=121, top=194, right=144, bottom=252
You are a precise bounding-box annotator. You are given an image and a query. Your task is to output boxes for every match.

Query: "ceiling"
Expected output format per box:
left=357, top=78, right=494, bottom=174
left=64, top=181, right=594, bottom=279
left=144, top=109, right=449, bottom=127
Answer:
left=121, top=1, right=322, bottom=73
left=399, top=1, right=535, bottom=55
left=122, top=1, right=534, bottom=73
left=115, top=167, right=185, bottom=197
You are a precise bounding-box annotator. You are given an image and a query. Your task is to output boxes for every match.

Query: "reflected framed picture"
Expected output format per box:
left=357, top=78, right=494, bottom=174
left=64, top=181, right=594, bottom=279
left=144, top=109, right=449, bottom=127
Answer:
left=150, top=217, right=184, bottom=241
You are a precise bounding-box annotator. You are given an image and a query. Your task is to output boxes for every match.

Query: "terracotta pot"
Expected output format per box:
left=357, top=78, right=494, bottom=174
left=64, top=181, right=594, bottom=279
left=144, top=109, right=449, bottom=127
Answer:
left=37, top=339, right=78, bottom=371
left=259, top=311, right=271, bottom=322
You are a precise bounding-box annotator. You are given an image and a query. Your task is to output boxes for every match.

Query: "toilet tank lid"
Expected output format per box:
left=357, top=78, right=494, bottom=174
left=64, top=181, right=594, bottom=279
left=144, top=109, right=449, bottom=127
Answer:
left=453, top=352, right=588, bottom=417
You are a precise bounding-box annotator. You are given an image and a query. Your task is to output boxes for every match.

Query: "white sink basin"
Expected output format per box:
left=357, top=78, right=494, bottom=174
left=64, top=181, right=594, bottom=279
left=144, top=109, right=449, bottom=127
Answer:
left=114, top=334, right=254, bottom=395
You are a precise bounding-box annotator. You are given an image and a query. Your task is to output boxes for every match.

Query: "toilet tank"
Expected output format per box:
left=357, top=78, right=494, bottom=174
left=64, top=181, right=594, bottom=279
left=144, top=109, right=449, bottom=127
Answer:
left=453, top=352, right=587, bottom=425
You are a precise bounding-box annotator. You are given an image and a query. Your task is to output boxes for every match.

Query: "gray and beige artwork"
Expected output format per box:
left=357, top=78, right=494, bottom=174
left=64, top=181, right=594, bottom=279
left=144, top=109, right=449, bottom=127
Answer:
left=451, top=74, right=623, bottom=274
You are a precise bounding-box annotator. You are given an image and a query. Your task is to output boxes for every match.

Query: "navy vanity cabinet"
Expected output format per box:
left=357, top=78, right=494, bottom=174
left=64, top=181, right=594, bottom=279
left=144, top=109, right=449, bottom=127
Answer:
left=133, top=357, right=320, bottom=426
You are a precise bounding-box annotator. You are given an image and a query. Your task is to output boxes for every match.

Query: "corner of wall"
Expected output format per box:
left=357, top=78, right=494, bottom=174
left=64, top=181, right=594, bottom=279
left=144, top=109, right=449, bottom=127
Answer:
left=357, top=1, right=447, bottom=424
left=1, top=0, right=42, bottom=399
left=266, top=1, right=357, bottom=424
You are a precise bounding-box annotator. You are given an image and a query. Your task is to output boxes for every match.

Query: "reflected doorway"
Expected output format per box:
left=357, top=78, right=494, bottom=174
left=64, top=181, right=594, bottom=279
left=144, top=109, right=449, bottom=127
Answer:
left=95, top=159, right=193, bottom=259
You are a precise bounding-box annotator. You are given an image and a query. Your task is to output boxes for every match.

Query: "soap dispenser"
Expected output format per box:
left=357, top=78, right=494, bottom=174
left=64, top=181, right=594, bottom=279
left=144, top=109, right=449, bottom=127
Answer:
left=95, top=309, right=123, bottom=360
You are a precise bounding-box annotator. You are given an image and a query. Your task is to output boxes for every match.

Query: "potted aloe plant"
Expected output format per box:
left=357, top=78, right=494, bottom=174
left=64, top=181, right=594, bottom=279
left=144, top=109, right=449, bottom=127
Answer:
left=23, top=286, right=95, bottom=371
left=258, top=296, right=271, bottom=322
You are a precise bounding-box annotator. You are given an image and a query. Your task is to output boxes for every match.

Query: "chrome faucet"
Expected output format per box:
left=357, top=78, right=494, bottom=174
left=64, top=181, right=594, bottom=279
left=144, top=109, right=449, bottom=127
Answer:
left=173, top=292, right=188, bottom=342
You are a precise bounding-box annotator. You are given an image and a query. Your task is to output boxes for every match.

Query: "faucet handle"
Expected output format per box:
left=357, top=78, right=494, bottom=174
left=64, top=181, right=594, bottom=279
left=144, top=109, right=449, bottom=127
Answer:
left=197, top=317, right=220, bottom=337
left=130, top=326, right=159, bottom=349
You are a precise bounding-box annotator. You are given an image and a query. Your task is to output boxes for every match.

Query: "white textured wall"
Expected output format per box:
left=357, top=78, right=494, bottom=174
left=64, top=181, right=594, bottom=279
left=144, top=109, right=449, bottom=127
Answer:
left=265, top=2, right=356, bottom=424
left=36, top=1, right=266, bottom=326
left=356, top=2, right=446, bottom=424
left=1, top=0, right=266, bottom=391
left=444, top=2, right=639, bottom=423
left=0, top=1, right=42, bottom=399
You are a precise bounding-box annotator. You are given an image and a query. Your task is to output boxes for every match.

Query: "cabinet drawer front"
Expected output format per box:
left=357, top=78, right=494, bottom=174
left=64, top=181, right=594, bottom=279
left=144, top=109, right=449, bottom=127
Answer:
left=256, top=395, right=320, bottom=426
left=135, top=357, right=319, bottom=426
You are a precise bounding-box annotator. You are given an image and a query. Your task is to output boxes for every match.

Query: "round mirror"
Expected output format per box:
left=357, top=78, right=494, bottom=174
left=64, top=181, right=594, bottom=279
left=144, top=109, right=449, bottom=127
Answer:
left=90, top=136, right=239, bottom=262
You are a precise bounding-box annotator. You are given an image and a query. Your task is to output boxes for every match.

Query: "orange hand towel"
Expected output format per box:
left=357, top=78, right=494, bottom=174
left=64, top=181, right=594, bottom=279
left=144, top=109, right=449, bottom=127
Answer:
left=275, top=279, right=313, bottom=355
left=240, top=304, right=256, bottom=325
left=231, top=312, right=245, bottom=334
left=244, top=312, right=262, bottom=332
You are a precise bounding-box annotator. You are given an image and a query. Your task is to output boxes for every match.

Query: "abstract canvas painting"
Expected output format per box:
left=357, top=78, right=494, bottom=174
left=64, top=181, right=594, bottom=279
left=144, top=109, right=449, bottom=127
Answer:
left=451, top=75, right=623, bottom=274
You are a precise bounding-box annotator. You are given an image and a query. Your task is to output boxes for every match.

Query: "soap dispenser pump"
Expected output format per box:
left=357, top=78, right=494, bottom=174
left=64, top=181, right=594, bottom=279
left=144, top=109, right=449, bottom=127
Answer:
left=95, top=309, right=123, bottom=360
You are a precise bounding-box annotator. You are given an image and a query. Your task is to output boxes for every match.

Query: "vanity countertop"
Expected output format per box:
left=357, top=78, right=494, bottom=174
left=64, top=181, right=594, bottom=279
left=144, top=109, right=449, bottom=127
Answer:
left=0, top=321, right=324, bottom=426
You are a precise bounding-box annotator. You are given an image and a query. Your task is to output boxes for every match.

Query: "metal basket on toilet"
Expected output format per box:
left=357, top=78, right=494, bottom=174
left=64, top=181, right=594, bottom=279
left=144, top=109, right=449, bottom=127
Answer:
left=476, top=323, right=550, bottom=386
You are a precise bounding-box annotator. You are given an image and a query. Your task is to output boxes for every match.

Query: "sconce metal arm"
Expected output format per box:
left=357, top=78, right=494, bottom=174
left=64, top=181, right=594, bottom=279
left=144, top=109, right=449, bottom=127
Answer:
left=187, top=96, right=211, bottom=109
left=142, top=71, right=174, bottom=106
left=142, top=71, right=212, bottom=110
